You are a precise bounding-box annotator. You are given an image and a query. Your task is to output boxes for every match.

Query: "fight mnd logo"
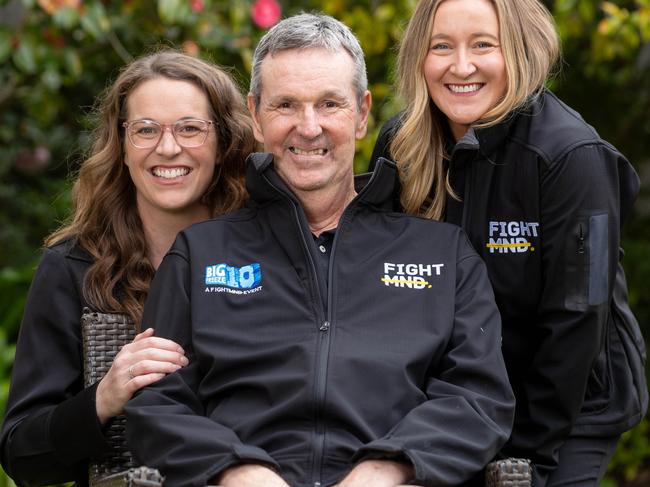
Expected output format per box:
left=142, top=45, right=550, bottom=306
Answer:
left=381, top=262, right=444, bottom=289
left=204, top=263, right=262, bottom=294
left=486, top=221, right=539, bottom=254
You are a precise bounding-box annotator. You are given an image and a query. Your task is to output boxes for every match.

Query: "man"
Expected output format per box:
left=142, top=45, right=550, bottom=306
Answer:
left=126, top=13, right=515, bottom=487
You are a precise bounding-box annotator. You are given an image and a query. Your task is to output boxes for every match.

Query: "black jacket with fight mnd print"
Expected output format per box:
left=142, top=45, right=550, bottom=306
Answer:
left=125, top=154, right=515, bottom=487
left=370, top=89, right=648, bottom=486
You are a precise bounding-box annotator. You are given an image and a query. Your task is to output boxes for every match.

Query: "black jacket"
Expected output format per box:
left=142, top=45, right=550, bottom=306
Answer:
left=125, top=154, right=515, bottom=487
left=0, top=240, right=110, bottom=486
left=370, top=90, right=648, bottom=485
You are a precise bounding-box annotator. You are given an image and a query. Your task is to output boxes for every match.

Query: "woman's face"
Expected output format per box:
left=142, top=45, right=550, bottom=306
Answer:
left=423, top=0, right=507, bottom=141
left=123, top=77, right=217, bottom=223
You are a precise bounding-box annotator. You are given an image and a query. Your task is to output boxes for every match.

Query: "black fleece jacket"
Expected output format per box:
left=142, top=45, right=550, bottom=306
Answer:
left=125, top=154, right=515, bottom=487
left=370, top=90, right=648, bottom=486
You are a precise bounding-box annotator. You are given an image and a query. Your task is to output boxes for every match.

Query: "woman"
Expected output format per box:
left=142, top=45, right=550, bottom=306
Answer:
left=0, top=50, right=256, bottom=486
left=369, top=1, right=647, bottom=486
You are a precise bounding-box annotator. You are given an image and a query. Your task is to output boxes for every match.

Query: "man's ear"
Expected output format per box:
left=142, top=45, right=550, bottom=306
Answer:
left=247, top=94, right=265, bottom=144
left=355, top=90, right=372, bottom=140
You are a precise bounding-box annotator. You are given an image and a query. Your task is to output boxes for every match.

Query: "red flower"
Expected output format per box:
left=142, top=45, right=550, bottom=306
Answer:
left=251, top=0, right=281, bottom=29
left=190, top=0, right=204, bottom=13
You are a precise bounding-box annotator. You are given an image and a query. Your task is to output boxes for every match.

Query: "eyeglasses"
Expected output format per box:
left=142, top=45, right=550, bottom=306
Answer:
left=122, top=118, right=214, bottom=149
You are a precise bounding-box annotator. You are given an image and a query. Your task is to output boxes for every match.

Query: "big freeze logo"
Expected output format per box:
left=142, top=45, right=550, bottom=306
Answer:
left=204, top=262, right=262, bottom=294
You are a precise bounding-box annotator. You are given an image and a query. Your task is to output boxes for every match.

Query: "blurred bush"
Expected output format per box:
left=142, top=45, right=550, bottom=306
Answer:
left=0, top=0, right=648, bottom=485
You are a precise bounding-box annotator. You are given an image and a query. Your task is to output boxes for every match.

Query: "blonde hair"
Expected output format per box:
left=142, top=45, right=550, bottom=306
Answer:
left=46, top=50, right=256, bottom=324
left=392, top=0, right=560, bottom=219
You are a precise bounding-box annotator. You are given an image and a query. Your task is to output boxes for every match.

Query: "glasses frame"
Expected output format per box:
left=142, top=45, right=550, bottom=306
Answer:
left=122, top=118, right=214, bottom=149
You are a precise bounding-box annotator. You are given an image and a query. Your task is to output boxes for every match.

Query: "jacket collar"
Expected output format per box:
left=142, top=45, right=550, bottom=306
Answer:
left=245, top=152, right=401, bottom=212
left=49, top=236, right=93, bottom=263
left=449, top=102, right=527, bottom=158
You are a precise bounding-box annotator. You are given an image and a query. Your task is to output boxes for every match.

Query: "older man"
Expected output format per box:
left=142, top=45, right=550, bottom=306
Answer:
left=126, top=13, right=514, bottom=487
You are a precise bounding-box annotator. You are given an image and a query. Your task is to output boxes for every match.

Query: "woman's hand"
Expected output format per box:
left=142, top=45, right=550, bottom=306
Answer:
left=95, top=328, right=188, bottom=424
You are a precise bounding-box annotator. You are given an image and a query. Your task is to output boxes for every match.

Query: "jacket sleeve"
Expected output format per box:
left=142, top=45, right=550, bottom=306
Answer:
left=503, top=143, right=640, bottom=485
left=124, top=237, right=280, bottom=487
left=0, top=248, right=109, bottom=486
left=354, top=235, right=515, bottom=487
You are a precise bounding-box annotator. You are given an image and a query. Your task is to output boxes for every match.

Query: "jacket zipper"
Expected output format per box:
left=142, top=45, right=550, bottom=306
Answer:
left=261, top=174, right=332, bottom=487
left=262, top=170, right=369, bottom=487
left=577, top=224, right=586, bottom=254
left=311, top=209, right=348, bottom=486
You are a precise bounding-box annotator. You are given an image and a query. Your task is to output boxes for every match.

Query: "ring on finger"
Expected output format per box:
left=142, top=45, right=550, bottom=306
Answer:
left=128, top=365, right=135, bottom=380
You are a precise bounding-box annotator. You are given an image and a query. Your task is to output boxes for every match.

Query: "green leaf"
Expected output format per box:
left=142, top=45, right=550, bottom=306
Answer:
left=158, top=0, right=191, bottom=25
left=80, top=2, right=110, bottom=39
left=41, top=68, right=62, bottom=90
left=0, top=29, right=11, bottom=64
left=12, top=41, right=37, bottom=74
left=52, top=7, right=80, bottom=30
left=63, top=49, right=82, bottom=80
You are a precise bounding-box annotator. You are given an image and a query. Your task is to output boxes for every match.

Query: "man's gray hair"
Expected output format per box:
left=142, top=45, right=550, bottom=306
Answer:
left=249, top=12, right=368, bottom=109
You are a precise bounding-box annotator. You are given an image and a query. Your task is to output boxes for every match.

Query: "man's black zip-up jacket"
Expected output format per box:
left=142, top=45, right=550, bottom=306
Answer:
left=370, top=90, right=648, bottom=486
left=125, top=154, right=515, bottom=487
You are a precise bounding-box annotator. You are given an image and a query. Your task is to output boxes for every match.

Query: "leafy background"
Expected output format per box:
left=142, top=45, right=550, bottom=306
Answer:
left=0, top=0, right=649, bottom=485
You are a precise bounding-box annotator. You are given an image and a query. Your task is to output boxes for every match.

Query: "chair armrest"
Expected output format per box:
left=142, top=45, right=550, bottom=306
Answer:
left=91, top=466, right=164, bottom=487
left=485, top=458, right=532, bottom=487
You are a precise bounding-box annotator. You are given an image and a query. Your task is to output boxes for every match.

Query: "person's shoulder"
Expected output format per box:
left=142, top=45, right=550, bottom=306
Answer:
left=509, top=90, right=609, bottom=164
left=387, top=211, right=465, bottom=237
left=183, top=207, right=256, bottom=236
left=381, top=113, right=403, bottom=132
left=45, top=235, right=93, bottom=263
left=384, top=213, right=479, bottom=260
left=172, top=207, right=258, bottom=255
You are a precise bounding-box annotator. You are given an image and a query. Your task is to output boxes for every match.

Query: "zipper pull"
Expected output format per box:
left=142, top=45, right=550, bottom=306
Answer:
left=577, top=224, right=585, bottom=254
left=319, top=321, right=330, bottom=332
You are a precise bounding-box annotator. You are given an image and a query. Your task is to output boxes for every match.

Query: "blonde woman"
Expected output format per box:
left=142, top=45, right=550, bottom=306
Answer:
left=1, top=50, right=256, bottom=486
left=369, top=1, right=647, bottom=485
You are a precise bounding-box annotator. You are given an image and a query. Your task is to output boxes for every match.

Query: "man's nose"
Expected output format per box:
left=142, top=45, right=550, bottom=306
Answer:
left=155, top=127, right=182, bottom=157
left=296, top=106, right=323, bottom=139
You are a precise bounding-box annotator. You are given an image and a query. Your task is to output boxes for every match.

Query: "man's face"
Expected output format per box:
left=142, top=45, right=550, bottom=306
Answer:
left=248, top=47, right=371, bottom=197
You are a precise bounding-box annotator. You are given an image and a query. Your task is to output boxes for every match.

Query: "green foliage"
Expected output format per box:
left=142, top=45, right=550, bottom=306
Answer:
left=0, top=0, right=649, bottom=485
left=606, top=420, right=650, bottom=483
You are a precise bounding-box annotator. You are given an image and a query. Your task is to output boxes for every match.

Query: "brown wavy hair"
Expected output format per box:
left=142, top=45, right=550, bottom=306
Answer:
left=46, top=49, right=256, bottom=325
left=392, top=0, right=560, bottom=219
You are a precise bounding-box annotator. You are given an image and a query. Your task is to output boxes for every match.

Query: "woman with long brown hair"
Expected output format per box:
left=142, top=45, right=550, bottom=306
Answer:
left=1, top=49, right=256, bottom=486
left=369, top=0, right=647, bottom=485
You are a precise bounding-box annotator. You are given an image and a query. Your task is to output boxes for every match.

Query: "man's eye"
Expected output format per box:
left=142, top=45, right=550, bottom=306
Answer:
left=323, top=101, right=338, bottom=109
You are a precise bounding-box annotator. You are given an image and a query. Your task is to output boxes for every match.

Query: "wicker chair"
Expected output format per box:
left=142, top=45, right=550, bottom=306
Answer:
left=485, top=458, right=531, bottom=487
left=81, top=309, right=530, bottom=487
left=81, top=309, right=164, bottom=487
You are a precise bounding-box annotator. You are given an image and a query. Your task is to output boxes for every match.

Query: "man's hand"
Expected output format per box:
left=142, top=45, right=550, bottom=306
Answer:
left=335, top=459, right=415, bottom=487
left=214, top=464, right=291, bottom=487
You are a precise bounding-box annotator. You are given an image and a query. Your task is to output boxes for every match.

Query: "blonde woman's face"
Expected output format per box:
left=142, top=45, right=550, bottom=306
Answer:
left=423, top=0, right=506, bottom=140
left=123, top=78, right=217, bottom=223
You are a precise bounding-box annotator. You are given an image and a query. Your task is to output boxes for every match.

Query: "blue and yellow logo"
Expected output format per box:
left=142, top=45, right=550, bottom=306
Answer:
left=205, top=262, right=262, bottom=289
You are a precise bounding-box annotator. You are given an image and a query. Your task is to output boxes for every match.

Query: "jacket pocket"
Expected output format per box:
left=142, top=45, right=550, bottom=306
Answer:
left=565, top=213, right=608, bottom=311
